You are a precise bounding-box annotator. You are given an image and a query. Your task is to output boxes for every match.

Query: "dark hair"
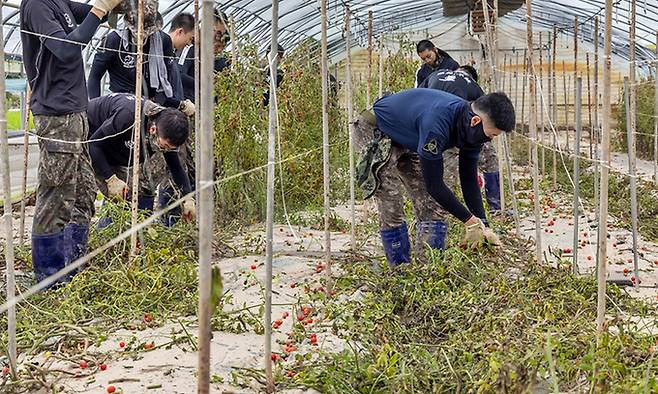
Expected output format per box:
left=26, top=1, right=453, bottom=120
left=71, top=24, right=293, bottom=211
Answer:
left=214, top=9, right=228, bottom=25
left=416, top=39, right=435, bottom=53
left=459, top=65, right=478, bottom=82
left=473, top=92, right=515, bottom=132
left=170, top=12, right=195, bottom=33
left=154, top=109, right=189, bottom=146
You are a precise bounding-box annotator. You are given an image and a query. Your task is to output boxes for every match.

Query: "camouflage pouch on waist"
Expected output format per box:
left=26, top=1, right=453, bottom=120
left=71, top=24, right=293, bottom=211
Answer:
left=356, top=135, right=392, bottom=200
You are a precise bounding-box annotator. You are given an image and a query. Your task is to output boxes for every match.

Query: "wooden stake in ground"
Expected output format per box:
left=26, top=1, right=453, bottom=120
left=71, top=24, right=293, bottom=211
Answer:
left=623, top=78, right=640, bottom=288
left=18, top=87, right=31, bottom=246
left=194, top=0, right=200, bottom=198
left=514, top=51, right=520, bottom=126
left=562, top=60, right=569, bottom=152
left=367, top=11, right=373, bottom=106
left=538, top=32, right=545, bottom=174
left=597, top=0, right=613, bottom=334
left=655, top=33, right=658, bottom=185
left=548, top=32, right=557, bottom=190
left=378, top=33, right=384, bottom=99
left=344, top=8, right=356, bottom=251
left=521, top=50, right=527, bottom=131
left=573, top=77, right=582, bottom=274
left=573, top=16, right=579, bottom=138
left=593, top=17, right=600, bottom=226
left=129, top=0, right=145, bottom=256
left=0, top=4, right=17, bottom=376
left=197, top=0, right=216, bottom=391
left=320, top=0, right=332, bottom=292
left=526, top=0, right=542, bottom=265
left=586, top=53, right=593, bottom=158
left=628, top=0, right=639, bottom=286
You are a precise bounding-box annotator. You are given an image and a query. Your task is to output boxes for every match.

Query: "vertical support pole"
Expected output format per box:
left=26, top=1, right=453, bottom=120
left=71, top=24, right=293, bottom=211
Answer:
left=264, top=1, right=279, bottom=390
left=539, top=32, right=545, bottom=174
left=521, top=50, right=527, bottom=132
left=345, top=8, right=356, bottom=251
left=547, top=32, right=557, bottom=189
left=0, top=3, right=17, bottom=376
left=586, top=53, right=593, bottom=158
left=229, top=16, right=237, bottom=68
left=597, top=0, right=613, bottom=334
left=197, top=0, right=215, bottom=391
left=320, top=0, right=332, bottom=291
left=623, top=78, right=640, bottom=288
left=574, top=16, right=579, bottom=136
left=654, top=33, right=658, bottom=185
left=19, top=88, right=31, bottom=246
left=129, top=0, right=145, bottom=256
left=502, top=53, right=508, bottom=92
left=628, top=0, right=639, bottom=287
left=593, top=17, right=600, bottom=225
left=514, top=51, right=520, bottom=124
left=573, top=77, right=582, bottom=274
left=562, top=61, right=569, bottom=152
left=367, top=11, right=373, bottom=107
left=193, top=1, right=200, bottom=198
left=551, top=29, right=558, bottom=190
left=378, top=34, right=384, bottom=99
left=526, top=0, right=542, bottom=265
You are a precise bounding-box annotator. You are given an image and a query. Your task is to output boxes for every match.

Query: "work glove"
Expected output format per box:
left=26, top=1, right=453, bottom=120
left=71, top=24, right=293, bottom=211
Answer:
left=106, top=174, right=128, bottom=200
left=93, top=0, right=123, bottom=14
left=181, top=196, right=196, bottom=221
left=459, top=217, right=502, bottom=249
left=178, top=99, right=196, bottom=117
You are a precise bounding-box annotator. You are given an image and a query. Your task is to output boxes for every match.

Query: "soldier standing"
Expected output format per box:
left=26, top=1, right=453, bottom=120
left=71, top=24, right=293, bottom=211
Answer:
left=20, top=0, right=123, bottom=285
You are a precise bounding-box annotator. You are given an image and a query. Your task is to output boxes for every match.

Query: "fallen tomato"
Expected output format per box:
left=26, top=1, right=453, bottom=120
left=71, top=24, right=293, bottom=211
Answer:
left=107, top=385, right=116, bottom=393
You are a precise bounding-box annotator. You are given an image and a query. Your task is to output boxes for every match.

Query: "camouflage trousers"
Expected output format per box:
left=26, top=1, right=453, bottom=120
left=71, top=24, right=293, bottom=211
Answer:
left=442, top=141, right=499, bottom=176
left=354, top=116, right=458, bottom=257
left=32, top=112, right=97, bottom=235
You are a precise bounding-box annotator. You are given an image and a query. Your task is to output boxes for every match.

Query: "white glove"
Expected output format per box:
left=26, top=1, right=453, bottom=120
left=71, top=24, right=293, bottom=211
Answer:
left=178, top=99, right=195, bottom=117
left=460, top=217, right=501, bottom=249
left=181, top=196, right=196, bottom=221
left=106, top=174, right=128, bottom=200
left=93, top=0, right=123, bottom=14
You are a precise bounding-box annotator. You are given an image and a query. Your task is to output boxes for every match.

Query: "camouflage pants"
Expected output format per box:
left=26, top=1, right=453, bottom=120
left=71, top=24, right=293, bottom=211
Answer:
left=355, top=116, right=458, bottom=256
left=478, top=141, right=499, bottom=173
left=32, top=112, right=97, bottom=235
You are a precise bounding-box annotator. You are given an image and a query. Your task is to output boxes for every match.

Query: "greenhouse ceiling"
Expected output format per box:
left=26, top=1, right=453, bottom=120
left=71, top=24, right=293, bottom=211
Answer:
left=1, top=0, right=657, bottom=65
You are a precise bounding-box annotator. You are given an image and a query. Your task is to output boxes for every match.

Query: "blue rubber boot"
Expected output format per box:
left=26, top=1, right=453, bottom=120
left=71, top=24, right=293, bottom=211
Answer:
left=380, top=223, right=411, bottom=267
left=417, top=220, right=449, bottom=251
left=32, top=231, right=68, bottom=287
left=158, top=187, right=180, bottom=226
left=138, top=196, right=155, bottom=212
left=483, top=172, right=501, bottom=211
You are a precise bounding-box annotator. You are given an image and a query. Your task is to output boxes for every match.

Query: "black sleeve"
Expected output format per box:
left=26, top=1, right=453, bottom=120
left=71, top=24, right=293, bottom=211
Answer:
left=41, top=13, right=101, bottom=63
left=88, top=108, right=133, bottom=179
left=88, top=33, right=118, bottom=99
left=420, top=156, right=473, bottom=223
left=164, top=151, right=192, bottom=194
left=459, top=148, right=487, bottom=221
left=67, top=1, right=93, bottom=23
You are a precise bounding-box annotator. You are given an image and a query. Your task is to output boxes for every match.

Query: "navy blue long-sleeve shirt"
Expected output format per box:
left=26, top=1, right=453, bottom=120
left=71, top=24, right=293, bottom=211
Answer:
left=414, top=56, right=459, bottom=88
left=20, top=0, right=102, bottom=115
left=373, top=89, right=486, bottom=223
left=88, top=30, right=183, bottom=108
left=87, top=93, right=191, bottom=194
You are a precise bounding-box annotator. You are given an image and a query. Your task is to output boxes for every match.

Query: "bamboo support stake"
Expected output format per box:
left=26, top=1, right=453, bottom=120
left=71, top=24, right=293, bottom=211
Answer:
left=367, top=11, right=373, bottom=106
left=263, top=0, right=279, bottom=389
left=624, top=0, right=640, bottom=288
left=501, top=53, right=508, bottom=92
left=562, top=61, right=569, bottom=151
left=19, top=87, right=31, bottom=246
left=378, top=34, right=384, bottom=99
left=539, top=33, right=545, bottom=174
left=229, top=16, right=237, bottom=68
left=521, top=50, right=527, bottom=130
left=129, top=0, right=145, bottom=256
left=551, top=30, right=558, bottom=190
left=593, top=17, right=600, bottom=225
left=573, top=77, right=582, bottom=274
left=193, top=0, right=200, bottom=198
left=654, top=33, right=658, bottom=185
left=0, top=3, right=17, bottom=376
left=623, top=79, right=640, bottom=288
left=586, top=53, right=593, bottom=158
left=197, top=0, right=215, bottom=391
left=320, top=0, right=332, bottom=291
left=597, top=0, right=613, bottom=334
left=573, top=16, right=579, bottom=134
left=526, top=0, right=542, bottom=265
left=345, top=8, right=356, bottom=251
left=514, top=51, right=520, bottom=128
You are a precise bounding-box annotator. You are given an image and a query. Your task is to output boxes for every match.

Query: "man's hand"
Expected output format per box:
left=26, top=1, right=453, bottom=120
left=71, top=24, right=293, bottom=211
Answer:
left=178, top=100, right=195, bottom=117
left=460, top=217, right=501, bottom=249
left=92, top=0, right=123, bottom=16
left=181, top=196, right=196, bottom=221
left=106, top=174, right=128, bottom=200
